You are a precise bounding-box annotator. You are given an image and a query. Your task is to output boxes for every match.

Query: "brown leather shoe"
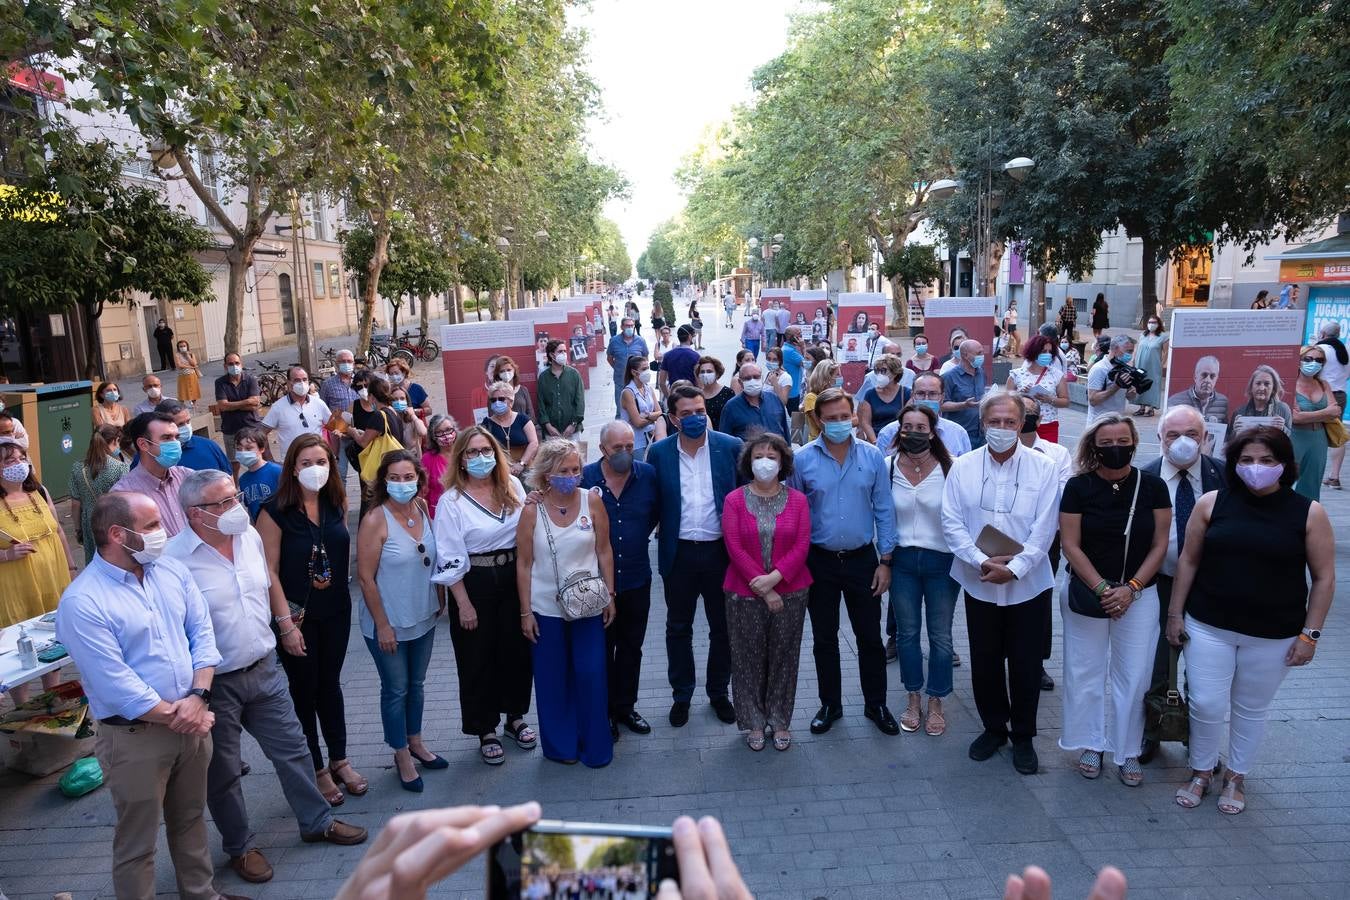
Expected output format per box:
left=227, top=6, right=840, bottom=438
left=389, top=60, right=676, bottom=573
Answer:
left=301, top=818, right=369, bottom=846
left=228, top=848, right=273, bottom=883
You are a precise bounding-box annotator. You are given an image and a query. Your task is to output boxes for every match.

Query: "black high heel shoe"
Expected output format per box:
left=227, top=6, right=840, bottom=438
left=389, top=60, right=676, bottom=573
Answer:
left=409, top=747, right=449, bottom=770
left=395, top=754, right=424, bottom=793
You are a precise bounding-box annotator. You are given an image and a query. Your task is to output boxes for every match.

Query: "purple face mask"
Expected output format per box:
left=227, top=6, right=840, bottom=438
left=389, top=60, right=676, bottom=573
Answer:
left=1235, top=462, right=1284, bottom=492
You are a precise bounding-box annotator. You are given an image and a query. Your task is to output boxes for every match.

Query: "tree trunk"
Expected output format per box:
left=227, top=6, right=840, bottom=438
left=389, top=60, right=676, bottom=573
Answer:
left=1139, top=233, right=1160, bottom=326
left=357, top=218, right=392, bottom=353
left=1029, top=249, right=1048, bottom=332
left=983, top=240, right=1005, bottom=298
left=222, top=245, right=255, bottom=357
left=888, top=274, right=907, bottom=325
left=390, top=301, right=400, bottom=342
left=419, top=292, right=431, bottom=336
left=79, top=300, right=104, bottom=381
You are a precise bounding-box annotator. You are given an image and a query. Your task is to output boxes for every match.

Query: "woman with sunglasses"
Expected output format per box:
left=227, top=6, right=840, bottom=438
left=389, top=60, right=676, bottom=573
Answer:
left=431, top=427, right=536, bottom=766
left=356, top=450, right=443, bottom=792
left=0, top=438, right=77, bottom=703
left=421, top=414, right=458, bottom=517
left=1291, top=344, right=1342, bottom=501
left=258, top=433, right=367, bottom=805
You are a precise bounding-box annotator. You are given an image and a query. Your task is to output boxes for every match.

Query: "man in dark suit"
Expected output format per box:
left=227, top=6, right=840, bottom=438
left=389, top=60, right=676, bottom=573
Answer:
left=646, top=383, right=744, bottom=727
left=1139, top=404, right=1226, bottom=764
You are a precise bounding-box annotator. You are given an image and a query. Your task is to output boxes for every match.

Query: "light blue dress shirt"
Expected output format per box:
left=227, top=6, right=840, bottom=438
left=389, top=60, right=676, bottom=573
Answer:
left=789, top=436, right=898, bottom=553
left=55, top=553, right=221, bottom=721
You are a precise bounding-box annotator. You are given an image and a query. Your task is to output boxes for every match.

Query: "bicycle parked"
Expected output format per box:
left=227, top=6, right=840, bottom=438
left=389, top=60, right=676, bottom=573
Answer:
left=365, top=333, right=415, bottom=368
left=394, top=329, right=440, bottom=362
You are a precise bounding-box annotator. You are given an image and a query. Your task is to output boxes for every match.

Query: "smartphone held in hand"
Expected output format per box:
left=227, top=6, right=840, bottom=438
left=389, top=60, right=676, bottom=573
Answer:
left=488, top=820, right=678, bottom=900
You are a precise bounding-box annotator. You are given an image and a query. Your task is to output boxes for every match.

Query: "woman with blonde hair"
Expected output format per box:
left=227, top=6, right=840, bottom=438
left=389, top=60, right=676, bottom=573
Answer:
left=802, top=357, right=844, bottom=442
left=1231, top=364, right=1293, bottom=434
left=1291, top=344, right=1342, bottom=500
left=431, top=426, right=536, bottom=765
left=482, top=380, right=539, bottom=477
left=516, top=438, right=616, bottom=767
left=489, top=354, right=535, bottom=420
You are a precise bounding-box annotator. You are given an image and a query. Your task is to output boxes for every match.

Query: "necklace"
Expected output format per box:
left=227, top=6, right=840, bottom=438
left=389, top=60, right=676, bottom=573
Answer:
left=903, top=452, right=928, bottom=472
left=1103, top=469, right=1132, bottom=492
left=0, top=489, right=36, bottom=523
left=390, top=500, right=418, bottom=528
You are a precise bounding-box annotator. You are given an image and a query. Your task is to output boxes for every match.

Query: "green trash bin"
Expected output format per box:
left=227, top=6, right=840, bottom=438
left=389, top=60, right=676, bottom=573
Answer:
left=0, top=381, right=93, bottom=499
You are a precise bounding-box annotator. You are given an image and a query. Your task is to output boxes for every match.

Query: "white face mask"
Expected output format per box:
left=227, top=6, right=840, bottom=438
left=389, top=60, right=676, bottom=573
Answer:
left=873, top=374, right=892, bottom=389
left=741, top=378, right=763, bottom=397
left=985, top=428, right=1018, bottom=452
left=147, top=387, right=162, bottom=399
left=498, top=370, right=514, bottom=382
left=290, top=380, right=309, bottom=397
left=210, top=503, right=250, bottom=536
left=1165, top=434, right=1200, bottom=467
left=357, top=388, right=369, bottom=400
left=552, top=352, right=568, bottom=366
left=750, top=457, right=779, bottom=482
left=699, top=371, right=717, bottom=385
left=297, top=464, right=329, bottom=492
left=126, top=527, right=168, bottom=564
left=389, top=372, right=405, bottom=385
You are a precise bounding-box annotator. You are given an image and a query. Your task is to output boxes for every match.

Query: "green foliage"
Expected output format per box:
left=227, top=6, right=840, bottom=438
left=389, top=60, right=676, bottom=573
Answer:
left=652, top=282, right=674, bottom=322
left=460, top=241, right=505, bottom=296
left=883, top=244, right=942, bottom=318
left=528, top=834, right=575, bottom=870
left=583, top=839, right=642, bottom=871
left=0, top=134, right=211, bottom=376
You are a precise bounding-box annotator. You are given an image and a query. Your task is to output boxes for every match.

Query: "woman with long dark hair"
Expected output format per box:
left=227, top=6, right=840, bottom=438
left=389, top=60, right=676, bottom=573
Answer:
left=69, top=424, right=129, bottom=564
left=257, top=433, right=366, bottom=805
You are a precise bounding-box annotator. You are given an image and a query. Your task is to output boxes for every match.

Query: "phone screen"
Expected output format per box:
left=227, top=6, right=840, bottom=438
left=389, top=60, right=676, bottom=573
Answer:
left=487, top=821, right=678, bottom=900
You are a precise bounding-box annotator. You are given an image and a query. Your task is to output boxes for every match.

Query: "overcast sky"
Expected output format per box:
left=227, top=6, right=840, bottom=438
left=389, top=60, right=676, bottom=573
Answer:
left=574, top=1, right=798, bottom=269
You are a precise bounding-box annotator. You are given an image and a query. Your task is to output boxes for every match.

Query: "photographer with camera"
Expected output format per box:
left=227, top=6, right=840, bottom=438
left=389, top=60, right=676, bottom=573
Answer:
left=1086, top=335, right=1143, bottom=424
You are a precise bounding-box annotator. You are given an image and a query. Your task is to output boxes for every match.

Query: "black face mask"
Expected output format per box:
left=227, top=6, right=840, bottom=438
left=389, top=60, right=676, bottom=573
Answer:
left=1097, top=445, right=1135, bottom=469
left=898, top=432, right=931, bottom=454
left=1021, top=414, right=1040, bottom=434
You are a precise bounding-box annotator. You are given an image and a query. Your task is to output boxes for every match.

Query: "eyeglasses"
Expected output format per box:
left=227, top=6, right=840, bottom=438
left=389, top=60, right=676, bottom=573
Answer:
left=463, top=447, right=496, bottom=459
left=193, top=492, right=243, bottom=511
left=979, top=455, right=1024, bottom=514
left=1302, top=356, right=1326, bottom=364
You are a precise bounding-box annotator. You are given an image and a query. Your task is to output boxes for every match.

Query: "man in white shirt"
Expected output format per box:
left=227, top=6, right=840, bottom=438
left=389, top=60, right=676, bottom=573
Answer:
left=1137, top=405, right=1225, bottom=764
left=941, top=392, right=1059, bottom=775
left=167, top=471, right=366, bottom=884
left=261, top=365, right=331, bottom=460
left=1020, top=394, right=1071, bottom=692
left=1086, top=335, right=1138, bottom=423
left=645, top=385, right=743, bottom=727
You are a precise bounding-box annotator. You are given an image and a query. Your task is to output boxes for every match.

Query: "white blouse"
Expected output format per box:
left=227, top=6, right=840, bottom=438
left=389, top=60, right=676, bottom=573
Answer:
left=431, top=477, right=526, bottom=588
left=887, top=459, right=949, bottom=553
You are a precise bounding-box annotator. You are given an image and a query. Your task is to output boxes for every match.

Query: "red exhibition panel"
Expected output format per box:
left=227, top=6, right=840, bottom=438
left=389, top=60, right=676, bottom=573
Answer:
left=923, top=297, right=996, bottom=382
left=440, top=320, right=537, bottom=429
left=508, top=306, right=582, bottom=393
left=836, top=292, right=890, bottom=394
left=789, top=289, right=828, bottom=337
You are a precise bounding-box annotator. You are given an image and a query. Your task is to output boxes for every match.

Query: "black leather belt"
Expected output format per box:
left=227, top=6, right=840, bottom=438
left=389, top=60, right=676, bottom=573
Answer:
left=100, top=716, right=145, bottom=727
left=678, top=539, right=722, bottom=546
left=470, top=548, right=516, bottom=568
left=219, top=654, right=268, bottom=678
left=811, top=544, right=872, bottom=560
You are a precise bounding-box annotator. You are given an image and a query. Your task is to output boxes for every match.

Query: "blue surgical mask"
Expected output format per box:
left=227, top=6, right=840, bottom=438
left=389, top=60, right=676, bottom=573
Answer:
left=489, top=399, right=508, bottom=415
left=679, top=413, right=708, bottom=439
left=624, top=327, right=635, bottom=338
left=917, top=399, right=941, bottom=415
left=226, top=364, right=242, bottom=377
left=178, top=431, right=193, bottom=448
left=235, top=450, right=259, bottom=468
left=914, top=343, right=928, bottom=354
left=1036, top=353, right=1053, bottom=367
left=104, top=391, right=120, bottom=403
left=1120, top=352, right=1133, bottom=364
left=822, top=421, right=853, bottom=443
left=548, top=474, right=581, bottom=495
left=149, top=439, right=182, bottom=468
left=386, top=481, right=419, bottom=503
left=833, top=376, right=845, bottom=388
left=466, top=454, right=497, bottom=479
left=1301, top=361, right=1324, bottom=376
left=338, top=362, right=354, bottom=375
left=972, top=355, right=985, bottom=368
left=392, top=400, right=409, bottom=412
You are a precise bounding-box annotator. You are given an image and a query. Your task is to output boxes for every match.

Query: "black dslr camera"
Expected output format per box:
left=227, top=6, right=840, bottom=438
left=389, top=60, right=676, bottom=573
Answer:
left=1108, top=358, right=1153, bottom=395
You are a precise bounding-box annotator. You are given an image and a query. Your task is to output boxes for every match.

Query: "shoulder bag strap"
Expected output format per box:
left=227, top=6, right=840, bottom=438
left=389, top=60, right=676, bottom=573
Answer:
left=539, top=506, right=564, bottom=588
left=1168, top=643, right=1182, bottom=694
left=1119, top=469, right=1143, bottom=582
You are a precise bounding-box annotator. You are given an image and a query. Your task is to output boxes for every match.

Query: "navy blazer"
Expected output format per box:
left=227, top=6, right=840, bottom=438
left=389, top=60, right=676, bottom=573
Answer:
left=645, top=430, right=744, bottom=577
left=1141, top=453, right=1226, bottom=493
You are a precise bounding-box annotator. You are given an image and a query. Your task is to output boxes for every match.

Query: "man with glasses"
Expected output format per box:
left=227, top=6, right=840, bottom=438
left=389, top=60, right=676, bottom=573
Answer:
left=214, top=352, right=263, bottom=462
left=112, top=412, right=192, bottom=536
left=606, top=317, right=649, bottom=414
left=154, top=400, right=230, bottom=474
left=941, top=392, right=1059, bottom=775
left=261, top=366, right=331, bottom=460
left=319, top=349, right=361, bottom=481
left=876, top=372, right=972, bottom=456
left=166, top=471, right=367, bottom=884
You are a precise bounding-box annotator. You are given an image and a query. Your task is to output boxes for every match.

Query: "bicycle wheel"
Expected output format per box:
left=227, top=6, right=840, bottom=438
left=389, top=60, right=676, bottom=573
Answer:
left=419, top=340, right=440, bottom=362
left=391, top=348, right=415, bottom=366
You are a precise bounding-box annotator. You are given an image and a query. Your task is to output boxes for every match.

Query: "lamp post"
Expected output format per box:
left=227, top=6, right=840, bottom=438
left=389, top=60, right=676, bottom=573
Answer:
left=927, top=151, right=1035, bottom=301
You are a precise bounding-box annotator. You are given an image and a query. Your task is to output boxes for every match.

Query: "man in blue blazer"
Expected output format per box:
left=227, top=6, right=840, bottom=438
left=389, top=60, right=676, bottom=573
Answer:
left=646, top=383, right=744, bottom=727
left=1139, top=404, right=1226, bottom=764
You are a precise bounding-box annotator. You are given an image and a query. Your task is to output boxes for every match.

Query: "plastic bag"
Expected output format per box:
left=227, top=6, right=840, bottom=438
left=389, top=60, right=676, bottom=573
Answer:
left=58, top=756, right=104, bottom=798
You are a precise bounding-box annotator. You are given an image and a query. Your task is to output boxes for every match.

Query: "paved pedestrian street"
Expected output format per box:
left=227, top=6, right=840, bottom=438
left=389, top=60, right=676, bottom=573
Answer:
left=3, top=297, right=1349, bottom=900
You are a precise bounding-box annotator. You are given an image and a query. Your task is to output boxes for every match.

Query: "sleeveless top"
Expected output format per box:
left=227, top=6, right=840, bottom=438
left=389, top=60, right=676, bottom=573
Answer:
left=359, top=505, right=439, bottom=642
left=620, top=383, right=657, bottom=454
left=529, top=491, right=600, bottom=618
left=1009, top=364, right=1064, bottom=424
left=261, top=498, right=352, bottom=620
left=482, top=412, right=530, bottom=460
left=1188, top=487, right=1311, bottom=639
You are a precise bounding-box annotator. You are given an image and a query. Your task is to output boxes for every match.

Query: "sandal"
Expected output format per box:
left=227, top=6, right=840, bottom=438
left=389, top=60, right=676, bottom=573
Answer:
left=746, top=732, right=766, bottom=752
left=1077, top=750, right=1103, bottom=780
left=505, top=718, right=538, bottom=750
left=330, top=760, right=368, bottom=796
left=1330, top=479, right=1342, bottom=491
left=1218, top=775, right=1246, bottom=815
left=924, top=700, right=946, bottom=736
left=772, top=731, right=791, bottom=752
left=1118, top=757, right=1144, bottom=787
left=899, top=694, right=922, bottom=733
left=479, top=735, right=505, bottom=766
left=314, top=767, right=344, bottom=806
left=1175, top=773, right=1212, bottom=808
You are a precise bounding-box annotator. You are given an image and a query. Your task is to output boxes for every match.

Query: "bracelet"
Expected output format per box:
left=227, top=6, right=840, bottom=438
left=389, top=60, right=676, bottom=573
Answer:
left=279, top=627, right=297, bottom=638
left=1298, top=633, right=1318, bottom=645
left=273, top=615, right=293, bottom=625
left=1127, top=578, right=1144, bottom=593
left=520, top=611, right=534, bottom=618
left=1094, top=580, right=1111, bottom=596
left=1166, top=612, right=1184, bottom=619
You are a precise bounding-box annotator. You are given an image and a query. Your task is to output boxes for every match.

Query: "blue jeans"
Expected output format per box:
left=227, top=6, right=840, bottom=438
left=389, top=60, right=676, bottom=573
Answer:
left=890, top=547, right=958, bottom=698
left=743, top=339, right=760, bottom=359
left=364, top=628, right=436, bottom=750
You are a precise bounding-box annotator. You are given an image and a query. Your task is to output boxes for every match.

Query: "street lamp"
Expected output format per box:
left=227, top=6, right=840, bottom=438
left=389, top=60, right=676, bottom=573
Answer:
left=928, top=154, right=1035, bottom=297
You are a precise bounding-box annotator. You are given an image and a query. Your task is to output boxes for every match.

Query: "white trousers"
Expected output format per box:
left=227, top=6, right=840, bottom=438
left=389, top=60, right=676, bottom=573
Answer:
left=1184, top=616, right=1292, bottom=775
left=1059, top=586, right=1159, bottom=764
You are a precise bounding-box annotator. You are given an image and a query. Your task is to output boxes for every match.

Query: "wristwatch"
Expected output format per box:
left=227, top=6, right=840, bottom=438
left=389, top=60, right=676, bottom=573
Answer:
left=879, top=555, right=894, bottom=568
left=188, top=688, right=212, bottom=706
left=1302, top=627, right=1322, bottom=642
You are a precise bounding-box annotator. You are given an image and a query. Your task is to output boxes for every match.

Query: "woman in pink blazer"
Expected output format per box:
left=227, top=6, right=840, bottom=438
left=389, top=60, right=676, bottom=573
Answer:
left=722, top=433, right=813, bottom=751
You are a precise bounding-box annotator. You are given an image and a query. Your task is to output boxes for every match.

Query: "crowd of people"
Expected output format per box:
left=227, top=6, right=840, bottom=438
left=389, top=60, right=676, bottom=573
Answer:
left=0, top=286, right=1334, bottom=899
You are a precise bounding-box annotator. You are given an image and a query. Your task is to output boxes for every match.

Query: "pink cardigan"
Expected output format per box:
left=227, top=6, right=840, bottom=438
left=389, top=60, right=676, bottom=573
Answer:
left=722, top=486, right=813, bottom=596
